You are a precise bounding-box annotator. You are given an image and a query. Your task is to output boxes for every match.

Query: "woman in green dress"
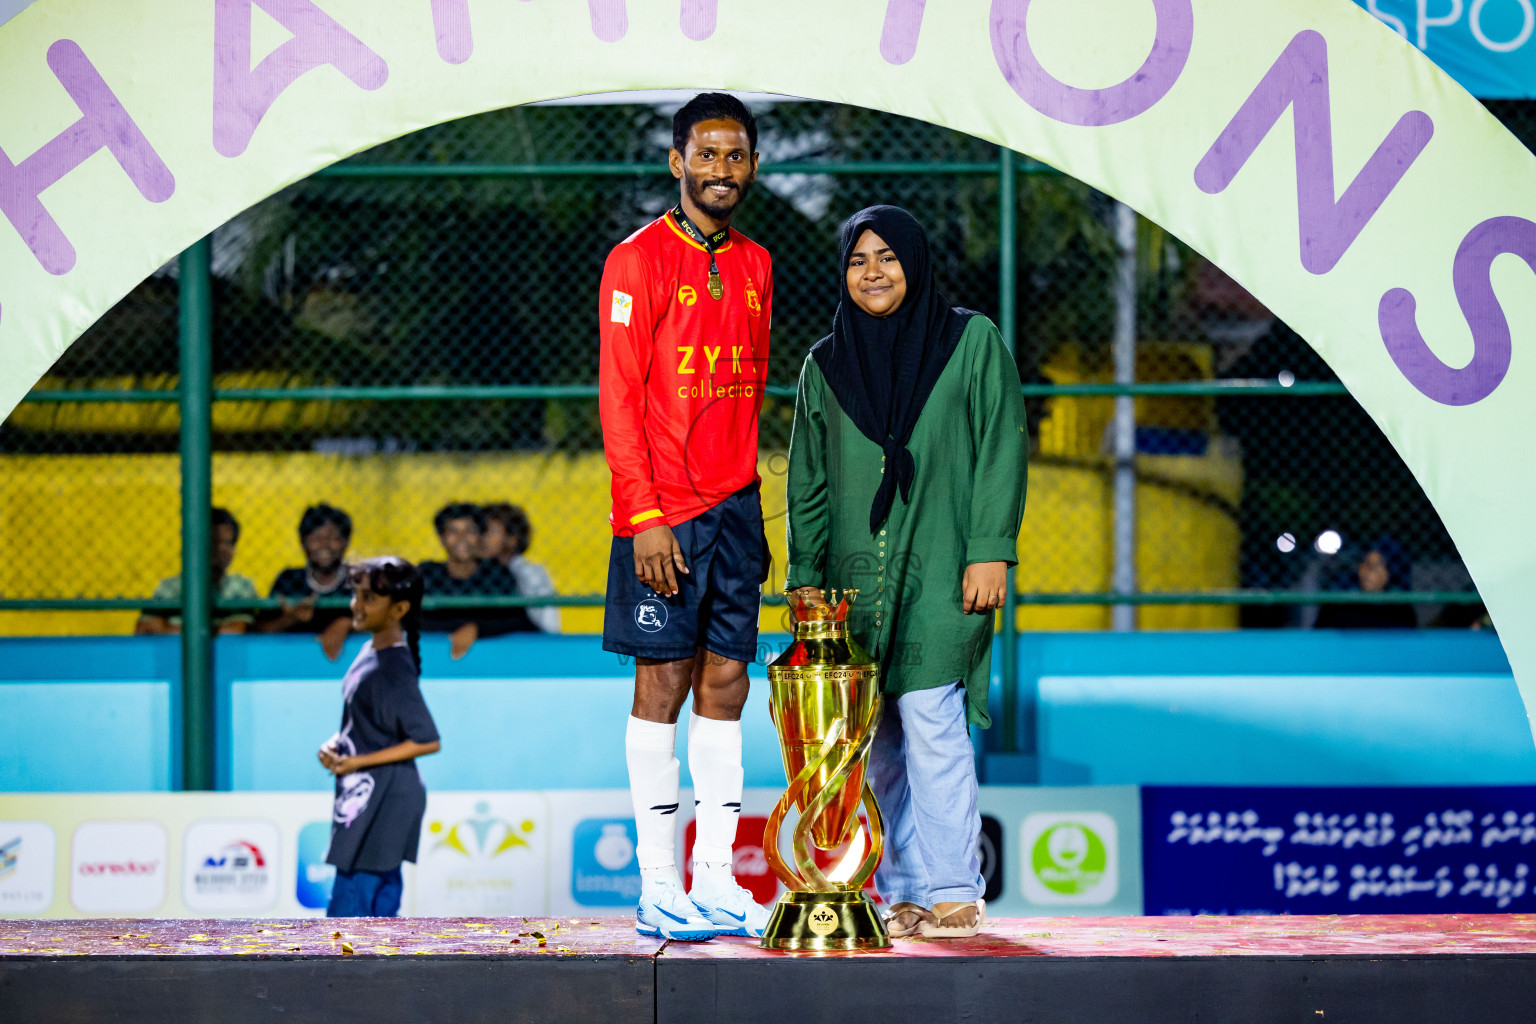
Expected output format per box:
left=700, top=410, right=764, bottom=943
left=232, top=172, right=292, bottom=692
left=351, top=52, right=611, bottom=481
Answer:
left=786, top=206, right=1027, bottom=938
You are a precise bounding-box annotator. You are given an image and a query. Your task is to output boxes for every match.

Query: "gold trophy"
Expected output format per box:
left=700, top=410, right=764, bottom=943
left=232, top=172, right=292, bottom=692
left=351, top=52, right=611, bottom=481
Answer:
left=760, top=587, right=890, bottom=951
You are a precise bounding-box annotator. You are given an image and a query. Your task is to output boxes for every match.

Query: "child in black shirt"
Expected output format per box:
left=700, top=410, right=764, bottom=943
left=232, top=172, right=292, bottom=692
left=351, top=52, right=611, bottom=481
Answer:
left=319, top=557, right=441, bottom=917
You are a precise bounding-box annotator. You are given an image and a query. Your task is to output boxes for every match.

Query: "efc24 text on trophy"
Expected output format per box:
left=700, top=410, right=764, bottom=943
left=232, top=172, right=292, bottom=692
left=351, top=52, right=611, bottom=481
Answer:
left=761, top=587, right=890, bottom=951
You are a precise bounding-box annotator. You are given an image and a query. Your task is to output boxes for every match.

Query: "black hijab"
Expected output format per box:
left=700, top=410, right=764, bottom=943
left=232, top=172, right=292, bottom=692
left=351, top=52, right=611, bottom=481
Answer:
left=811, top=205, right=977, bottom=532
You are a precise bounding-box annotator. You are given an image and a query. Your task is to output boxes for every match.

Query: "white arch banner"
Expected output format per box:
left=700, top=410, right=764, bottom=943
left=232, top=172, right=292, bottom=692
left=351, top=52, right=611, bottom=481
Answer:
left=2, top=0, right=1534, bottom=731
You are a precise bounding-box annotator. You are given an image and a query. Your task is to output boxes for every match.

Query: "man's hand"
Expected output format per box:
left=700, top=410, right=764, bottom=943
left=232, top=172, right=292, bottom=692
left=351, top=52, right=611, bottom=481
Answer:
left=633, top=524, right=689, bottom=598
left=450, top=622, right=478, bottom=660
left=962, top=562, right=1008, bottom=615
left=319, top=616, right=350, bottom=661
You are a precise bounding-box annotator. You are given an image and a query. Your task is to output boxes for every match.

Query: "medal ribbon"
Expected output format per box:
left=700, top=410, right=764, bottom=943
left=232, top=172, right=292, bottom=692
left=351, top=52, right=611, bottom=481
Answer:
left=672, top=204, right=729, bottom=299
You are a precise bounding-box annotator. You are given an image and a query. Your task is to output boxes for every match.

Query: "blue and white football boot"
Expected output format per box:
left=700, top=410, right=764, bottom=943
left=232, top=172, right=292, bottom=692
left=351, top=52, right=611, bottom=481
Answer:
left=635, top=876, right=717, bottom=941
left=689, top=876, right=773, bottom=938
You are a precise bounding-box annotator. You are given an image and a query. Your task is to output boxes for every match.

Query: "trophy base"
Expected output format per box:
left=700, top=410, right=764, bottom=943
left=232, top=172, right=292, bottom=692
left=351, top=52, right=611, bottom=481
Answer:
left=759, top=890, right=892, bottom=951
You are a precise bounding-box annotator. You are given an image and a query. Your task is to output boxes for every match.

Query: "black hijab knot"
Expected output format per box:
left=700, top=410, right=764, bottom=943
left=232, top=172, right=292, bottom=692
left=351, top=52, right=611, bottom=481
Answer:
left=811, top=206, right=976, bottom=533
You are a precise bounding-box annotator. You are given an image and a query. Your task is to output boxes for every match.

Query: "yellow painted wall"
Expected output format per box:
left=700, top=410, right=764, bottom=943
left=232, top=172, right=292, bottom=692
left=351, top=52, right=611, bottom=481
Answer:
left=0, top=443, right=1238, bottom=636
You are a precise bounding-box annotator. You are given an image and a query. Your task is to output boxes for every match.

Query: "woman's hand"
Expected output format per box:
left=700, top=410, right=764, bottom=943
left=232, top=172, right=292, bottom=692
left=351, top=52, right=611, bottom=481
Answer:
left=962, top=562, right=1008, bottom=614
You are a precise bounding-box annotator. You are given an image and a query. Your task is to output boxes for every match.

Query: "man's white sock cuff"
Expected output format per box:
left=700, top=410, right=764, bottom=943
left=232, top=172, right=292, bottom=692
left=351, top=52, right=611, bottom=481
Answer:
left=628, top=714, right=678, bottom=751
left=688, top=712, right=742, bottom=749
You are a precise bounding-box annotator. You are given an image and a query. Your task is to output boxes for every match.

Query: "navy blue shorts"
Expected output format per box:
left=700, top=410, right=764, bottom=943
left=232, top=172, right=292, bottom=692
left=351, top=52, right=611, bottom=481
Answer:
left=603, top=484, right=768, bottom=663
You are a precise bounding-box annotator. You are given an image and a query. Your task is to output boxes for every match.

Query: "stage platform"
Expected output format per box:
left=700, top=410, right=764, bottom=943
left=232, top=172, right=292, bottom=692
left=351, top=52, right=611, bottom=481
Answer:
left=5, top=915, right=1536, bottom=1022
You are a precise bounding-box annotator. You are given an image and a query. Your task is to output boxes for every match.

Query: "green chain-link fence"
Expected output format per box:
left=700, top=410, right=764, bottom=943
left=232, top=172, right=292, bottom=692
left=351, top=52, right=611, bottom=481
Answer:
left=2, top=97, right=1492, bottom=639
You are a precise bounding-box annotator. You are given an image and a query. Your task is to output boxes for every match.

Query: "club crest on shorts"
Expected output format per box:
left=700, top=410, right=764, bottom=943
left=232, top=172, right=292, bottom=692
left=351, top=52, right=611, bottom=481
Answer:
left=635, top=599, right=668, bottom=633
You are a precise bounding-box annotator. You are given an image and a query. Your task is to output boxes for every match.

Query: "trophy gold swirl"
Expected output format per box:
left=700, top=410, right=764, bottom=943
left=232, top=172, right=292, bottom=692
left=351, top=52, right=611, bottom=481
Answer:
left=760, top=587, right=890, bottom=951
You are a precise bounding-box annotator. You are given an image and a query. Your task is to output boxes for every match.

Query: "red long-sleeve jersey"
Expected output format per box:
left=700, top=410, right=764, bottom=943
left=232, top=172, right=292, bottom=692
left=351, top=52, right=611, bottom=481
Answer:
left=599, top=211, right=773, bottom=536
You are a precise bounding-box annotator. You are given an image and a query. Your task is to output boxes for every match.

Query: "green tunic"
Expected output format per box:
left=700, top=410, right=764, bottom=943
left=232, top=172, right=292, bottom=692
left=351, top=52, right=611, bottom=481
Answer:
left=785, top=315, right=1029, bottom=727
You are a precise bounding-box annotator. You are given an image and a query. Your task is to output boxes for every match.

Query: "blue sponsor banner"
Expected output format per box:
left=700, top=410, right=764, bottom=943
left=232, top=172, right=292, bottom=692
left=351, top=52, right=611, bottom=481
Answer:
left=570, top=817, right=640, bottom=907
left=1143, top=786, right=1536, bottom=915
left=1354, top=0, right=1536, bottom=98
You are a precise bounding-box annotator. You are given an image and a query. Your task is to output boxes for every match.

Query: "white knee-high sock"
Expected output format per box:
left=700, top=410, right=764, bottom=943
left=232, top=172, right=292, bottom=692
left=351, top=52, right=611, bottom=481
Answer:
left=688, top=712, right=744, bottom=880
left=626, top=715, right=681, bottom=883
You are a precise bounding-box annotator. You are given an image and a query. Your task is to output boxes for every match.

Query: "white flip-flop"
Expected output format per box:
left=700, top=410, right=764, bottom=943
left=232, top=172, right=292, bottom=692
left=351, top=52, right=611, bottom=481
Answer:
left=918, top=898, right=986, bottom=938
left=882, top=902, right=935, bottom=938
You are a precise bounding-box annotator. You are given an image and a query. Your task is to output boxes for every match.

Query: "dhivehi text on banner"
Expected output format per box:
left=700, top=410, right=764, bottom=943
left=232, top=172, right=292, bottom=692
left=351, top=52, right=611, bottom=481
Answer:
left=1142, top=785, right=1536, bottom=915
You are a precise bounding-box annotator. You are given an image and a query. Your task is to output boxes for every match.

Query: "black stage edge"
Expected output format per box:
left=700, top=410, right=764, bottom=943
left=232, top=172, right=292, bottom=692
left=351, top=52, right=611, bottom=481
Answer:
left=658, top=953, right=1536, bottom=1024
left=8, top=915, right=1536, bottom=1023
left=1, top=956, right=654, bottom=1023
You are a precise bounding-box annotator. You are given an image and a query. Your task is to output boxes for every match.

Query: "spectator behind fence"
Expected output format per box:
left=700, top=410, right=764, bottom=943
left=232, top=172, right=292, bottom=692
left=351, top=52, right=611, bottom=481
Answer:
left=258, top=503, right=355, bottom=660
left=420, top=502, right=536, bottom=659
left=1316, top=536, right=1418, bottom=629
left=136, top=507, right=259, bottom=635
left=481, top=502, right=561, bottom=633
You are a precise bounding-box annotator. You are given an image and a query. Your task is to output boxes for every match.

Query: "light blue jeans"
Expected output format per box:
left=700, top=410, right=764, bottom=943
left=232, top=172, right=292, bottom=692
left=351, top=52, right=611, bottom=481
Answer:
left=867, top=681, right=983, bottom=909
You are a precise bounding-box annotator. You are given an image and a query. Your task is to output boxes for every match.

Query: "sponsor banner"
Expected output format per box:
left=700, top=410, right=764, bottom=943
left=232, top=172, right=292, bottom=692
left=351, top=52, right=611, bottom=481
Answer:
left=294, top=820, right=335, bottom=911
left=980, top=787, right=1144, bottom=917
left=1143, top=786, right=1536, bottom=915
left=4, top=788, right=1145, bottom=917
left=0, top=821, right=55, bottom=914
left=183, top=819, right=280, bottom=912
left=1352, top=0, right=1536, bottom=98
left=547, top=789, right=637, bottom=916
left=71, top=820, right=167, bottom=913
left=413, top=792, right=550, bottom=916
left=0, top=793, right=329, bottom=918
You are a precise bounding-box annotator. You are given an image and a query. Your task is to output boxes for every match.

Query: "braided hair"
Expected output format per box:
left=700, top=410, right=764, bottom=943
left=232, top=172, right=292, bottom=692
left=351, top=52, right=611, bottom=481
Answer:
left=348, top=556, right=425, bottom=672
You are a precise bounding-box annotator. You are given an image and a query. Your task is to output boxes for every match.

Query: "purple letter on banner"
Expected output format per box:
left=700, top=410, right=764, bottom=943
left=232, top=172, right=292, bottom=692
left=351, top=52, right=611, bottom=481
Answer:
left=431, top=0, right=473, bottom=64
left=680, top=0, right=717, bottom=41
left=0, top=40, right=175, bottom=276
left=881, top=0, right=927, bottom=65
left=213, top=0, right=389, bottom=158
left=590, top=0, right=627, bottom=42
left=989, top=0, right=1192, bottom=126
left=1194, top=30, right=1433, bottom=276
left=1380, top=216, right=1536, bottom=407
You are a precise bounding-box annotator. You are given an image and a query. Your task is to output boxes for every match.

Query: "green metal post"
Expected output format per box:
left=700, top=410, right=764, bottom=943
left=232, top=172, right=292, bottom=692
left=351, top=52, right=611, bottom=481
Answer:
left=998, top=147, right=1020, bottom=756
left=179, top=237, right=214, bottom=791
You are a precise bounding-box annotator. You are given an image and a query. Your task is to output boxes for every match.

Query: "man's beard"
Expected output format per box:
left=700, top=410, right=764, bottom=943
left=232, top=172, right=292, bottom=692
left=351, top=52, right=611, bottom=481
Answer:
left=684, top=169, right=751, bottom=222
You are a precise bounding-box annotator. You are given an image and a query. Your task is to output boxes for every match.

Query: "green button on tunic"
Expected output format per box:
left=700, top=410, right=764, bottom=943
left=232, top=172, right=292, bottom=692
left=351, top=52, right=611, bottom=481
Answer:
left=785, top=315, right=1029, bottom=727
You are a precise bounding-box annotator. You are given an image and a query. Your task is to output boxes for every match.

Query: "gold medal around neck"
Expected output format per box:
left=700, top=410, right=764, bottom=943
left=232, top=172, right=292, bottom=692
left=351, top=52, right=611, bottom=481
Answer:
left=708, top=272, right=724, bottom=301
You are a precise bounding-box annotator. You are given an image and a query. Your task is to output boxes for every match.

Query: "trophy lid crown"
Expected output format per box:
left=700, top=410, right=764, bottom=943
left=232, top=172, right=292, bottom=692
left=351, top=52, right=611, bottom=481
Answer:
left=786, top=586, right=859, bottom=624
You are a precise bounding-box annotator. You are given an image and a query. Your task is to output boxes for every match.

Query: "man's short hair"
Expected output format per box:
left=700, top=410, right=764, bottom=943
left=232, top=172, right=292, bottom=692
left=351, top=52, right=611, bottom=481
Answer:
left=298, top=503, right=353, bottom=542
left=434, top=502, right=486, bottom=536
left=672, top=92, right=758, bottom=155
left=212, top=506, right=240, bottom=542
left=483, top=502, right=532, bottom=555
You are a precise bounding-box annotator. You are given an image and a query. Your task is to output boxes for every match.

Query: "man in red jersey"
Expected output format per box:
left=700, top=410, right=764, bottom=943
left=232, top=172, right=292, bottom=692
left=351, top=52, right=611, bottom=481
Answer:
left=599, top=93, right=773, bottom=941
